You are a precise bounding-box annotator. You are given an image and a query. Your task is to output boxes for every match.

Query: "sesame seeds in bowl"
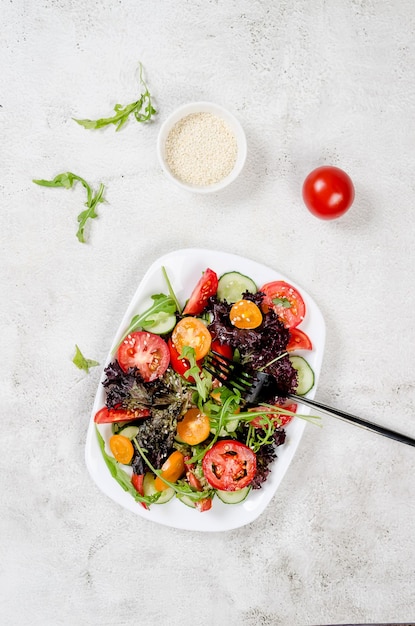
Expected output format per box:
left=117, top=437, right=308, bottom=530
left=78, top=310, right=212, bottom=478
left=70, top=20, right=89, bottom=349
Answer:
left=157, top=102, right=247, bottom=193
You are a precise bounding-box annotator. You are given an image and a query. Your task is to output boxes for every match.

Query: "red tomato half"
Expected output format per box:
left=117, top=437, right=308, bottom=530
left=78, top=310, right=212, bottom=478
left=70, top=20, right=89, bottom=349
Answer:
left=117, top=331, right=170, bottom=381
left=302, top=165, right=355, bottom=220
left=131, top=473, right=149, bottom=510
left=182, top=268, right=218, bottom=315
left=94, top=406, right=150, bottom=424
left=211, top=340, right=233, bottom=361
left=249, top=403, right=297, bottom=428
left=168, top=338, right=199, bottom=381
left=287, top=328, right=312, bottom=352
left=202, top=440, right=257, bottom=491
left=196, top=498, right=213, bottom=512
left=260, top=281, right=306, bottom=328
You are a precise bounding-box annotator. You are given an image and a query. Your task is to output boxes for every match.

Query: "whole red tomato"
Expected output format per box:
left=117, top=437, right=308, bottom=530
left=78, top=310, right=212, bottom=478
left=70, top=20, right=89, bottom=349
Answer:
left=302, top=166, right=355, bottom=220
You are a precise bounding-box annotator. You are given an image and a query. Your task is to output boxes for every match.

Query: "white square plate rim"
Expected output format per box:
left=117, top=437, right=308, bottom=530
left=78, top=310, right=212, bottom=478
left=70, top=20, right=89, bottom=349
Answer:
left=85, top=248, right=326, bottom=532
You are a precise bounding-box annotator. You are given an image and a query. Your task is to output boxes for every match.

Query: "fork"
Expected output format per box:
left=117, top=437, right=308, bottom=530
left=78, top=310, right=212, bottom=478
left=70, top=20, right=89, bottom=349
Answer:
left=203, top=351, right=415, bottom=448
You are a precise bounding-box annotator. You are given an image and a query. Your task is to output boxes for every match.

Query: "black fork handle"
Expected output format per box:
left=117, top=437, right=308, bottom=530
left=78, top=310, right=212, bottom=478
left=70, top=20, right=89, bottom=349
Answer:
left=288, top=393, right=415, bottom=448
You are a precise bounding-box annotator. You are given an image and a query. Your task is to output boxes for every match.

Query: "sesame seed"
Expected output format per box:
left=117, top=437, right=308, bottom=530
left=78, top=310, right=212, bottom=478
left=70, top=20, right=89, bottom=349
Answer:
left=165, top=112, right=238, bottom=186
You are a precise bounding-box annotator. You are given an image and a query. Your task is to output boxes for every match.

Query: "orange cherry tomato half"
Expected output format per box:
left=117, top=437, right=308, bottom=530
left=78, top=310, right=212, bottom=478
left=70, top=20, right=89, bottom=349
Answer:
left=177, top=408, right=211, bottom=445
left=229, top=299, right=263, bottom=329
left=260, top=281, right=306, bottom=328
left=287, top=328, right=312, bottom=351
left=154, top=450, right=186, bottom=492
left=171, top=317, right=212, bottom=361
left=109, top=435, right=134, bottom=465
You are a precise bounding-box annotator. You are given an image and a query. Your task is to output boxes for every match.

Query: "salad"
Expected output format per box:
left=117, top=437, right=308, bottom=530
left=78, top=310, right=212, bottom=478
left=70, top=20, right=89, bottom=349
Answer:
left=92, top=263, right=317, bottom=514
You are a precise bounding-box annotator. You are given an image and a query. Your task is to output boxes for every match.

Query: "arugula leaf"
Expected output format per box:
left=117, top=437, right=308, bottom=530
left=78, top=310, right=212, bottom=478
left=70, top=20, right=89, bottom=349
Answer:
left=132, top=437, right=213, bottom=501
left=33, top=172, right=106, bottom=243
left=181, top=346, right=211, bottom=402
left=114, top=294, right=176, bottom=352
left=95, top=428, right=159, bottom=506
left=272, top=296, right=292, bottom=309
left=72, top=345, right=99, bottom=372
left=161, top=266, right=182, bottom=314
left=73, top=63, right=156, bottom=131
left=76, top=182, right=105, bottom=243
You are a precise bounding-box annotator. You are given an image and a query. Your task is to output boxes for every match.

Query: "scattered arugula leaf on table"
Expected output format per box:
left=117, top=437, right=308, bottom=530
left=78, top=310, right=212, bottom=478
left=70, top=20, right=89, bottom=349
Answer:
left=33, top=171, right=106, bottom=243
left=72, top=345, right=99, bottom=373
left=73, top=62, right=156, bottom=131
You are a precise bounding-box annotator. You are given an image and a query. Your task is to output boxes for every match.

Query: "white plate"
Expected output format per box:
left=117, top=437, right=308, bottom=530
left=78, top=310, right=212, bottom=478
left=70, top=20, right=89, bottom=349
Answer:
left=85, top=248, right=326, bottom=532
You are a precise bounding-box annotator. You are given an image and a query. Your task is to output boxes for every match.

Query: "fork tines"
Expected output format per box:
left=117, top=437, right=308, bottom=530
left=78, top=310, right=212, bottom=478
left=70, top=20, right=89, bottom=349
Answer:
left=204, top=350, right=253, bottom=394
left=204, top=350, right=275, bottom=403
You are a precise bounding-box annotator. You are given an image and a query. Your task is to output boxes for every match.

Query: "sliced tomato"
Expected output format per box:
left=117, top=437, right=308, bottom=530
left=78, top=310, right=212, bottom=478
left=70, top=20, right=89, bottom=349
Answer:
left=187, top=471, right=203, bottom=491
left=210, top=340, right=233, bottom=360
left=202, top=440, right=257, bottom=491
left=171, top=317, right=212, bottom=361
left=183, top=268, right=218, bottom=315
left=167, top=337, right=202, bottom=382
left=117, top=331, right=170, bottom=380
left=94, top=406, right=150, bottom=424
left=196, top=497, right=213, bottom=512
left=260, top=280, right=306, bottom=328
left=131, top=473, right=149, bottom=510
left=287, top=328, right=312, bottom=352
left=249, top=403, right=297, bottom=428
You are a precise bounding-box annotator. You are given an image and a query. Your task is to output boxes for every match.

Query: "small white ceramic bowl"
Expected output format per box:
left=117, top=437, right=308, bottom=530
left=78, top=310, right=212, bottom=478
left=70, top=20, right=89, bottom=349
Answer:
left=157, top=101, right=247, bottom=193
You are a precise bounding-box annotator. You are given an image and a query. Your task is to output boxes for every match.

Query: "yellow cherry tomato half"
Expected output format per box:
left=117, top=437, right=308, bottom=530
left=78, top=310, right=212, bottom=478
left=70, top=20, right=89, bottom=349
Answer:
left=229, top=299, right=263, bottom=329
left=154, top=450, right=186, bottom=492
left=109, top=435, right=134, bottom=465
left=171, top=317, right=212, bottom=361
left=177, top=408, right=211, bottom=445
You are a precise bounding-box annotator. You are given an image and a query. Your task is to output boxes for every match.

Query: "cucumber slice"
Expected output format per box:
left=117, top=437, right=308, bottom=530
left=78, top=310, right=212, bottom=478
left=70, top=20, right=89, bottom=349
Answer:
left=176, top=493, right=197, bottom=508
left=117, top=425, right=139, bottom=439
left=143, top=473, right=175, bottom=504
left=141, top=312, right=177, bottom=335
left=216, top=487, right=251, bottom=504
left=217, top=271, right=257, bottom=303
left=225, top=416, right=240, bottom=433
left=290, top=355, right=315, bottom=395
left=210, top=416, right=240, bottom=437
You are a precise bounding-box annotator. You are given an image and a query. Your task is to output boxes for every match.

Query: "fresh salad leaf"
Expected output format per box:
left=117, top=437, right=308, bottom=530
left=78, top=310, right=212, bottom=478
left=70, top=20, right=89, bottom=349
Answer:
left=33, top=172, right=106, bottom=243
left=272, top=296, right=292, bottom=308
left=96, top=427, right=160, bottom=505
left=114, top=294, right=177, bottom=351
left=73, top=63, right=156, bottom=131
left=132, top=437, right=213, bottom=502
left=181, top=346, right=211, bottom=403
left=161, top=266, right=182, bottom=314
left=72, top=345, right=99, bottom=372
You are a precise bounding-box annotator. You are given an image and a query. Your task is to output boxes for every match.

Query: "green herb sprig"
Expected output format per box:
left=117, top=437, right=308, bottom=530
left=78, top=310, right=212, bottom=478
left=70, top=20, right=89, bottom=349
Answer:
left=72, top=345, right=99, bottom=373
left=96, top=428, right=160, bottom=506
left=33, top=172, right=106, bottom=243
left=114, top=293, right=177, bottom=352
left=73, top=63, right=156, bottom=132
left=181, top=346, right=211, bottom=403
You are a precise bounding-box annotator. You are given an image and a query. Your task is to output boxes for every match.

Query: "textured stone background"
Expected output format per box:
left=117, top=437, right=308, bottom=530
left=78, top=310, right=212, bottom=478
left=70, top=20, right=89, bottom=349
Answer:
left=1, top=1, right=415, bottom=625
